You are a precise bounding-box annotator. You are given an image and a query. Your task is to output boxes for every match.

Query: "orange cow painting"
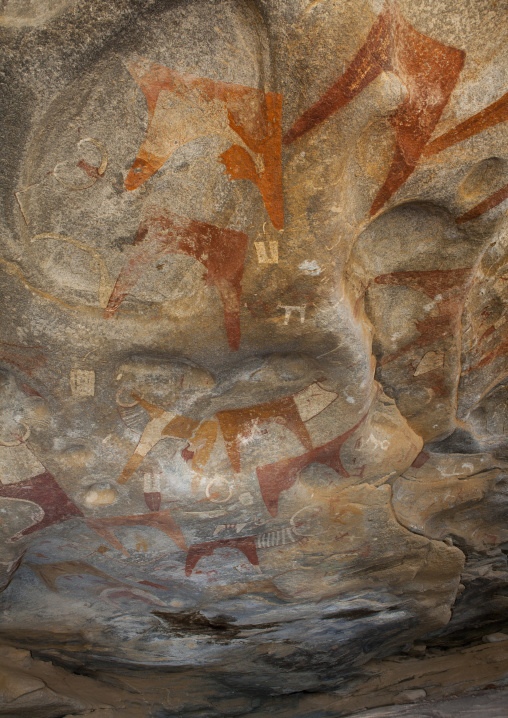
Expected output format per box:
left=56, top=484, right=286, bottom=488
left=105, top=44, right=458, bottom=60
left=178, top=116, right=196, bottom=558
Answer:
left=124, top=58, right=283, bottom=229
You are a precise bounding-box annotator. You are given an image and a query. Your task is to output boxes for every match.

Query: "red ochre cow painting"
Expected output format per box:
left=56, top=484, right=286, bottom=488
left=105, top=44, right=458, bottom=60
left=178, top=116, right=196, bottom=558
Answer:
left=0, top=468, right=187, bottom=557
left=282, top=0, right=508, bottom=222
left=26, top=559, right=131, bottom=592
left=124, top=58, right=283, bottom=230
left=114, top=383, right=372, bottom=519
left=0, top=432, right=187, bottom=556
left=117, top=394, right=201, bottom=486
left=283, top=0, right=466, bottom=215
left=0, top=471, right=84, bottom=541
left=25, top=560, right=170, bottom=606
left=373, top=267, right=474, bottom=367
left=85, top=510, right=187, bottom=557
left=0, top=410, right=369, bottom=577
left=116, top=384, right=333, bottom=487
left=216, top=395, right=313, bottom=474
left=121, top=21, right=508, bottom=229
left=256, top=410, right=368, bottom=517
left=184, top=521, right=370, bottom=576
left=98, top=6, right=508, bottom=351
left=185, top=536, right=259, bottom=577
left=116, top=382, right=348, bottom=518
left=423, top=91, right=508, bottom=159
left=424, top=90, right=508, bottom=223
left=104, top=210, right=249, bottom=352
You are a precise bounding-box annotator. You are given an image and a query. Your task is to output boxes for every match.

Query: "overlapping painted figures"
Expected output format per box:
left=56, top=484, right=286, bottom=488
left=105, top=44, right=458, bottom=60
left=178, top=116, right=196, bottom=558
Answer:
left=0, top=0, right=507, bottom=701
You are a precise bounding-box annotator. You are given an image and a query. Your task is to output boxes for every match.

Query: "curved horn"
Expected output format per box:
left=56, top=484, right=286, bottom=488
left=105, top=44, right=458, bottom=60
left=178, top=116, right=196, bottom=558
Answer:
left=54, top=137, right=108, bottom=190
left=31, top=233, right=113, bottom=308
left=0, top=422, right=31, bottom=447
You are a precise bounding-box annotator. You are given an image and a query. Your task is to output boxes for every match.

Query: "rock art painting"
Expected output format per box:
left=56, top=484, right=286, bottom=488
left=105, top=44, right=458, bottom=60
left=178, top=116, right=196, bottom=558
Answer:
left=85, top=510, right=187, bottom=556
left=1, top=0, right=508, bottom=712
left=53, top=137, right=108, bottom=190
left=419, top=89, right=508, bottom=223
left=125, top=58, right=284, bottom=229
left=0, top=472, right=83, bottom=541
left=0, top=342, right=46, bottom=377
left=105, top=210, right=249, bottom=351
left=457, top=181, right=508, bottom=223
left=464, top=328, right=508, bottom=374
left=283, top=0, right=465, bottom=214
left=424, top=91, right=508, bottom=158
left=143, top=472, right=162, bottom=513
left=26, top=560, right=127, bottom=592
left=373, top=267, right=473, bottom=366
left=458, top=239, right=508, bottom=414
left=216, top=394, right=314, bottom=474
left=26, top=560, right=169, bottom=608
left=117, top=381, right=341, bottom=507
left=185, top=536, right=259, bottom=576
left=180, top=420, right=218, bottom=479
left=117, top=393, right=200, bottom=485
left=257, top=411, right=368, bottom=516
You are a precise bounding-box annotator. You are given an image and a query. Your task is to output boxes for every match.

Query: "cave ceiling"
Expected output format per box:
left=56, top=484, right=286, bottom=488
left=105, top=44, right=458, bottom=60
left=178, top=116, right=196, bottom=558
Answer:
left=0, top=0, right=507, bottom=715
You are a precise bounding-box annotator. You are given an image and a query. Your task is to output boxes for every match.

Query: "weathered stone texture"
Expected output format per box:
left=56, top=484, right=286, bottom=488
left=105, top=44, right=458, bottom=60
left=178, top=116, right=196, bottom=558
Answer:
left=0, top=0, right=507, bottom=715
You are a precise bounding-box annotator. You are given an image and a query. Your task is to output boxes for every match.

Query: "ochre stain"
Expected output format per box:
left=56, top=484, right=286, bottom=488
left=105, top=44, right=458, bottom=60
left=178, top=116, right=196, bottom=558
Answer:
left=104, top=210, right=249, bottom=351
left=456, top=181, right=508, bottom=223
left=139, top=579, right=171, bottom=590
left=26, top=560, right=123, bottom=592
left=331, top=505, right=364, bottom=524
left=418, top=369, right=448, bottom=398
left=124, top=59, right=283, bottom=229
left=20, top=383, right=43, bottom=398
left=117, top=394, right=206, bottom=485
left=256, top=412, right=368, bottom=517
left=465, top=332, right=508, bottom=373
left=181, top=445, right=194, bottom=462
left=135, top=536, right=148, bottom=552
left=411, top=450, right=430, bottom=468
left=0, top=341, right=46, bottom=376
left=373, top=267, right=472, bottom=297
left=143, top=491, right=161, bottom=512
left=373, top=267, right=473, bottom=367
left=0, top=472, right=83, bottom=540
left=480, top=325, right=496, bottom=343
left=85, top=510, right=187, bottom=556
left=424, top=91, right=508, bottom=157
left=181, top=420, right=218, bottom=478
left=185, top=536, right=259, bottom=576
left=283, top=0, right=465, bottom=215
left=220, top=92, right=283, bottom=230
left=161, top=414, right=200, bottom=439
left=76, top=159, right=105, bottom=180
left=217, top=395, right=313, bottom=474
left=119, top=454, right=156, bottom=487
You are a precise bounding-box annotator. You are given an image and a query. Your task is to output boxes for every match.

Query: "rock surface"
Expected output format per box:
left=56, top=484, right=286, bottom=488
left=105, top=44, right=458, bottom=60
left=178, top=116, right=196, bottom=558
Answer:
left=343, top=688, right=508, bottom=718
left=0, top=0, right=507, bottom=714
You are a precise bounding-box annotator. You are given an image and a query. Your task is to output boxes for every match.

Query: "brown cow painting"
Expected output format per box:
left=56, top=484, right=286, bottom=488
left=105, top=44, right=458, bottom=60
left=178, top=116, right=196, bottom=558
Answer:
left=104, top=210, right=249, bottom=351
